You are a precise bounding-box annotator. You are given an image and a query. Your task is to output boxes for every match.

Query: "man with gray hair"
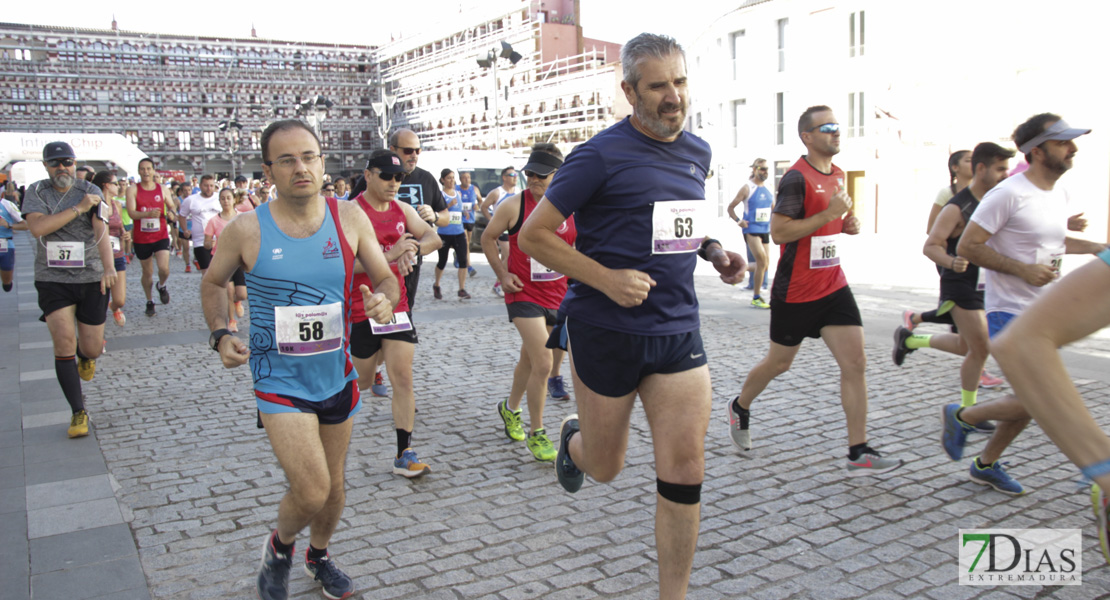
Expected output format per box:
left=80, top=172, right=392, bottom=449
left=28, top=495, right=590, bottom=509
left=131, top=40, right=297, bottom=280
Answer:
left=21, top=141, right=117, bottom=439
left=521, top=33, right=745, bottom=600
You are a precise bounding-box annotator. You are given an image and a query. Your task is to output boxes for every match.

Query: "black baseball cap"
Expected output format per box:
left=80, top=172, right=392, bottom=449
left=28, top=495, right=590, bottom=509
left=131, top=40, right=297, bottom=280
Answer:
left=366, top=152, right=405, bottom=174
left=521, top=151, right=563, bottom=176
left=43, top=141, right=76, bottom=161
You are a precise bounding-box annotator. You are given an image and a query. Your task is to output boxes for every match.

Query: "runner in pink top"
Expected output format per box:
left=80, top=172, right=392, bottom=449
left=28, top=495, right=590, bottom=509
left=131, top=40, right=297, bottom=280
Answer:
left=204, top=188, right=247, bottom=330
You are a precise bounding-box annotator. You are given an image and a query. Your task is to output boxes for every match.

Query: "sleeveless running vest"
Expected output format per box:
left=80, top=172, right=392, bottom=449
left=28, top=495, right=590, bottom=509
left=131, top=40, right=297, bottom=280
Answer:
left=246, top=198, right=356, bottom=400
left=132, top=183, right=168, bottom=244
left=743, top=184, right=773, bottom=235
left=438, top=190, right=464, bottom=236
left=350, top=192, right=410, bottom=318
left=505, top=190, right=577, bottom=310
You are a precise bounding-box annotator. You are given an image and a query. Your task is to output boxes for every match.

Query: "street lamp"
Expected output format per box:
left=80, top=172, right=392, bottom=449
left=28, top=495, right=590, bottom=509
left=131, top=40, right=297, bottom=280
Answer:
left=368, top=78, right=397, bottom=144
left=217, top=116, right=243, bottom=180
left=476, top=41, right=523, bottom=150
left=299, top=94, right=334, bottom=138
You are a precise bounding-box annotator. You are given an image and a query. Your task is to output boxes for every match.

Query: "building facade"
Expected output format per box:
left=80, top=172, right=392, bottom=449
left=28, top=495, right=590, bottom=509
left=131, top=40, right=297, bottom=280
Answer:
left=376, top=0, right=627, bottom=155
left=0, top=21, right=381, bottom=178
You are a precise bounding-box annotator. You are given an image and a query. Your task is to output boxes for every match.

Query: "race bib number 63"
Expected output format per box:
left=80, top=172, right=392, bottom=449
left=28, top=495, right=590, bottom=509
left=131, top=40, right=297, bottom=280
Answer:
left=652, top=200, right=710, bottom=254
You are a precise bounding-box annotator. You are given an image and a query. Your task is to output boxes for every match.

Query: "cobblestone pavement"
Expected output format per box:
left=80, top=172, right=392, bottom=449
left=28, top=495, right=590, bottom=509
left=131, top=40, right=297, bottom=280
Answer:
left=31, top=252, right=1110, bottom=599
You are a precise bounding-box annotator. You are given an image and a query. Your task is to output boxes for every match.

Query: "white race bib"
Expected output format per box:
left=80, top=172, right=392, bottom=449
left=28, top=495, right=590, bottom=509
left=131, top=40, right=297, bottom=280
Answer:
left=462, top=202, right=473, bottom=212
left=754, top=207, right=771, bottom=223
left=140, top=218, right=160, bottom=233
left=110, top=236, right=121, bottom=252
left=449, top=212, right=463, bottom=226
left=370, top=311, right=414, bottom=335
left=809, top=234, right=839, bottom=269
left=47, top=241, right=85, bottom=268
left=1035, top=246, right=1064, bottom=275
left=530, top=256, right=564, bottom=282
left=651, top=200, right=710, bottom=254
left=976, top=267, right=986, bottom=292
left=274, top=302, right=343, bottom=356
left=0, top=238, right=8, bottom=253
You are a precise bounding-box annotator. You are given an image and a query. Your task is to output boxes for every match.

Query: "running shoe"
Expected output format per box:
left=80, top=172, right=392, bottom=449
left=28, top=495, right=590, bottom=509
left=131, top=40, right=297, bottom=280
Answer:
left=556, top=414, right=584, bottom=493
left=193, top=259, right=200, bottom=271
left=498, top=400, right=525, bottom=441
left=468, top=266, right=478, bottom=277
left=1092, top=483, right=1110, bottom=565
left=969, top=459, right=1024, bottom=495
left=979, top=371, right=1005, bottom=389
left=304, top=552, right=354, bottom=599
left=727, top=397, right=752, bottom=451
left=892, top=326, right=915, bottom=366
left=393, top=448, right=431, bottom=478
left=145, top=300, right=155, bottom=317
left=548, top=376, right=570, bottom=401
left=433, top=285, right=442, bottom=300
left=157, top=283, right=170, bottom=304
left=235, top=300, right=245, bottom=318
left=458, top=289, right=471, bottom=299
left=845, top=445, right=902, bottom=476
left=112, top=308, right=126, bottom=327
left=493, top=282, right=503, bottom=297
left=257, top=531, right=293, bottom=600
left=370, top=371, right=389, bottom=397
left=184, top=264, right=191, bottom=273
left=67, top=410, right=89, bottom=438
left=941, top=403, right=974, bottom=461
left=77, top=356, right=96, bottom=381
left=750, top=297, right=771, bottom=309
left=527, top=429, right=557, bottom=462
left=902, top=309, right=916, bottom=331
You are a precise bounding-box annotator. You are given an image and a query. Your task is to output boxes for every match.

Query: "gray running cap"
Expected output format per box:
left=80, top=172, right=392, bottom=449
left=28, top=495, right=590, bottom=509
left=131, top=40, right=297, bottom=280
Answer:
left=1018, top=120, right=1091, bottom=154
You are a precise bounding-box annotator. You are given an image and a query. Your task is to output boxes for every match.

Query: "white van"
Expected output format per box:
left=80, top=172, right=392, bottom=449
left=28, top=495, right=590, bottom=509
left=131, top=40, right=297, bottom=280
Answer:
left=417, top=150, right=521, bottom=201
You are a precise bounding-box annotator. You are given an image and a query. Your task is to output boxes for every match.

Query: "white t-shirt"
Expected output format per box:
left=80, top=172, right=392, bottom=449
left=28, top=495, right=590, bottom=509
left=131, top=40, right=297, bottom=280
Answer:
left=179, top=192, right=222, bottom=248
left=969, top=172, right=1069, bottom=315
left=488, top=185, right=517, bottom=216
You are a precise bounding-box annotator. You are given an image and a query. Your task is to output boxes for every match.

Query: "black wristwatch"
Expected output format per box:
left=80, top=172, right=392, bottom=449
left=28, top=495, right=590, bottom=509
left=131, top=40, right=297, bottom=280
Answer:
left=209, top=328, right=232, bottom=351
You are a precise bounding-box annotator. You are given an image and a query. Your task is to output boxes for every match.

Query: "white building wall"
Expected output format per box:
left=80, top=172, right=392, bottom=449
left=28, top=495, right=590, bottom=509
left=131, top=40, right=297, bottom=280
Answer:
left=690, top=0, right=1110, bottom=286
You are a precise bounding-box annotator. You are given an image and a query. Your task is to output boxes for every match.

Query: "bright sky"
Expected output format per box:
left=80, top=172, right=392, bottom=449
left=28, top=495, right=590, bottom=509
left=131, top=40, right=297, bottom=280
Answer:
left=4, top=0, right=733, bottom=49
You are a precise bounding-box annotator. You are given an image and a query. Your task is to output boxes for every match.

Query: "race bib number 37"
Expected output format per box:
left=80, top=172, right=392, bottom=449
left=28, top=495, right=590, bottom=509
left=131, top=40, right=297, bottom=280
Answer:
left=46, top=241, right=85, bottom=268
left=274, top=302, right=343, bottom=356
left=652, top=200, right=710, bottom=254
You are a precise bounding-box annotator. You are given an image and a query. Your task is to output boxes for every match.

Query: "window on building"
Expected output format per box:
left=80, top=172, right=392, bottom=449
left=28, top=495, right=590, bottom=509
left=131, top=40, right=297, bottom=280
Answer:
left=119, top=43, right=138, bottom=64
left=151, top=92, right=163, bottom=115
left=88, top=42, right=110, bottom=63
left=203, top=131, right=216, bottom=149
left=250, top=132, right=261, bottom=150
left=14, top=48, right=32, bottom=61
left=152, top=131, right=165, bottom=146
left=13, top=104, right=27, bottom=113
left=175, top=92, right=189, bottom=115
left=13, top=88, right=26, bottom=100
left=775, top=92, right=785, bottom=145
left=848, top=92, right=866, bottom=137
left=730, top=30, right=745, bottom=80
left=849, top=11, right=866, bottom=57
left=67, top=89, right=80, bottom=113
left=59, top=40, right=78, bottom=62
left=96, top=90, right=110, bottom=115
left=731, top=98, right=747, bottom=148
left=125, top=131, right=139, bottom=145
left=777, top=19, right=788, bottom=72
left=198, top=47, right=215, bottom=68
left=168, top=46, right=190, bottom=66
left=177, top=131, right=191, bottom=151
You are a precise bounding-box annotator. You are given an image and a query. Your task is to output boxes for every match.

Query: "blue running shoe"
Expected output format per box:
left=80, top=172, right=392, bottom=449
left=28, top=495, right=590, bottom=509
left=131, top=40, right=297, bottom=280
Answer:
left=969, top=458, right=1025, bottom=495
left=556, top=414, right=584, bottom=493
left=393, top=448, right=431, bottom=478
left=257, top=531, right=293, bottom=600
left=548, top=376, right=570, bottom=401
left=370, top=370, right=389, bottom=397
left=942, top=403, right=974, bottom=461
left=304, top=551, right=354, bottom=599
left=468, top=266, right=478, bottom=277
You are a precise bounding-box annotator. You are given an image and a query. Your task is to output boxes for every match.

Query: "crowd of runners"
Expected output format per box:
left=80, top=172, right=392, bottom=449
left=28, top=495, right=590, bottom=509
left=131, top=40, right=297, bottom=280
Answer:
left=6, top=31, right=1110, bottom=600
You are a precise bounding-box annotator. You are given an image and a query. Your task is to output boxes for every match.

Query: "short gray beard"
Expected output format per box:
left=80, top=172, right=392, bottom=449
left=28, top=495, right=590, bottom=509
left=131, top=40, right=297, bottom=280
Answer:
left=50, top=172, right=75, bottom=191
left=634, top=95, right=685, bottom=139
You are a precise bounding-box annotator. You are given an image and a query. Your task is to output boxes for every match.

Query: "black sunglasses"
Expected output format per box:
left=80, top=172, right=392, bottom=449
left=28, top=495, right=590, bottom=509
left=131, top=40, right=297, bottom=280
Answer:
left=394, top=147, right=421, bottom=156
left=48, top=158, right=75, bottom=167
left=377, top=172, right=405, bottom=182
left=524, top=170, right=549, bottom=180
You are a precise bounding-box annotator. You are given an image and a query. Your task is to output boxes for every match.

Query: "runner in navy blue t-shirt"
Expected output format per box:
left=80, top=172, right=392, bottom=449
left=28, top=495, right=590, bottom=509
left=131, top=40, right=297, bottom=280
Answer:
left=520, top=34, right=744, bottom=600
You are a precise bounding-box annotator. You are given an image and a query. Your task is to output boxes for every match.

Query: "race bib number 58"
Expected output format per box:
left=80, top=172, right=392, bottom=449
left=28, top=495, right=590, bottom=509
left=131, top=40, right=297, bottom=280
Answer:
left=274, top=302, right=343, bottom=356
left=652, top=200, right=710, bottom=254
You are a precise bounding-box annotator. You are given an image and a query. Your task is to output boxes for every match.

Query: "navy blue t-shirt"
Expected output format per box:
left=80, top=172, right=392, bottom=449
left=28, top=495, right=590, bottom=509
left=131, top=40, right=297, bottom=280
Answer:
left=544, top=117, right=712, bottom=336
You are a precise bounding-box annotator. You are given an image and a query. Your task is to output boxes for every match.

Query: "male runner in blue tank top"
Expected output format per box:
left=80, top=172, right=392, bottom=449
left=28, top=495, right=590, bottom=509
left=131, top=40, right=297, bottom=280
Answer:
left=521, top=34, right=745, bottom=600
left=727, top=158, right=774, bottom=308
left=201, top=120, right=400, bottom=600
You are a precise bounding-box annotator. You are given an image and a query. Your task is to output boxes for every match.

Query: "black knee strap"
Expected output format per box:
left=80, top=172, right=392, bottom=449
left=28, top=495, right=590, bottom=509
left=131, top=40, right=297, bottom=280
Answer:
left=657, top=478, right=701, bottom=505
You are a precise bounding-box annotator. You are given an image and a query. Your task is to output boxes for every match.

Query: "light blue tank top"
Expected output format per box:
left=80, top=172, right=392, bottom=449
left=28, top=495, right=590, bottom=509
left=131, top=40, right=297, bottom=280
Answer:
left=437, top=190, right=465, bottom=236
left=0, top=202, right=15, bottom=239
left=744, top=185, right=773, bottom=234
left=246, top=199, right=355, bottom=400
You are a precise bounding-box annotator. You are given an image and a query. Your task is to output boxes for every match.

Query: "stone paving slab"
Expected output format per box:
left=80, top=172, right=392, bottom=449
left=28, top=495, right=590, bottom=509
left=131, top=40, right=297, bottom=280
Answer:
left=10, top=229, right=1110, bottom=598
